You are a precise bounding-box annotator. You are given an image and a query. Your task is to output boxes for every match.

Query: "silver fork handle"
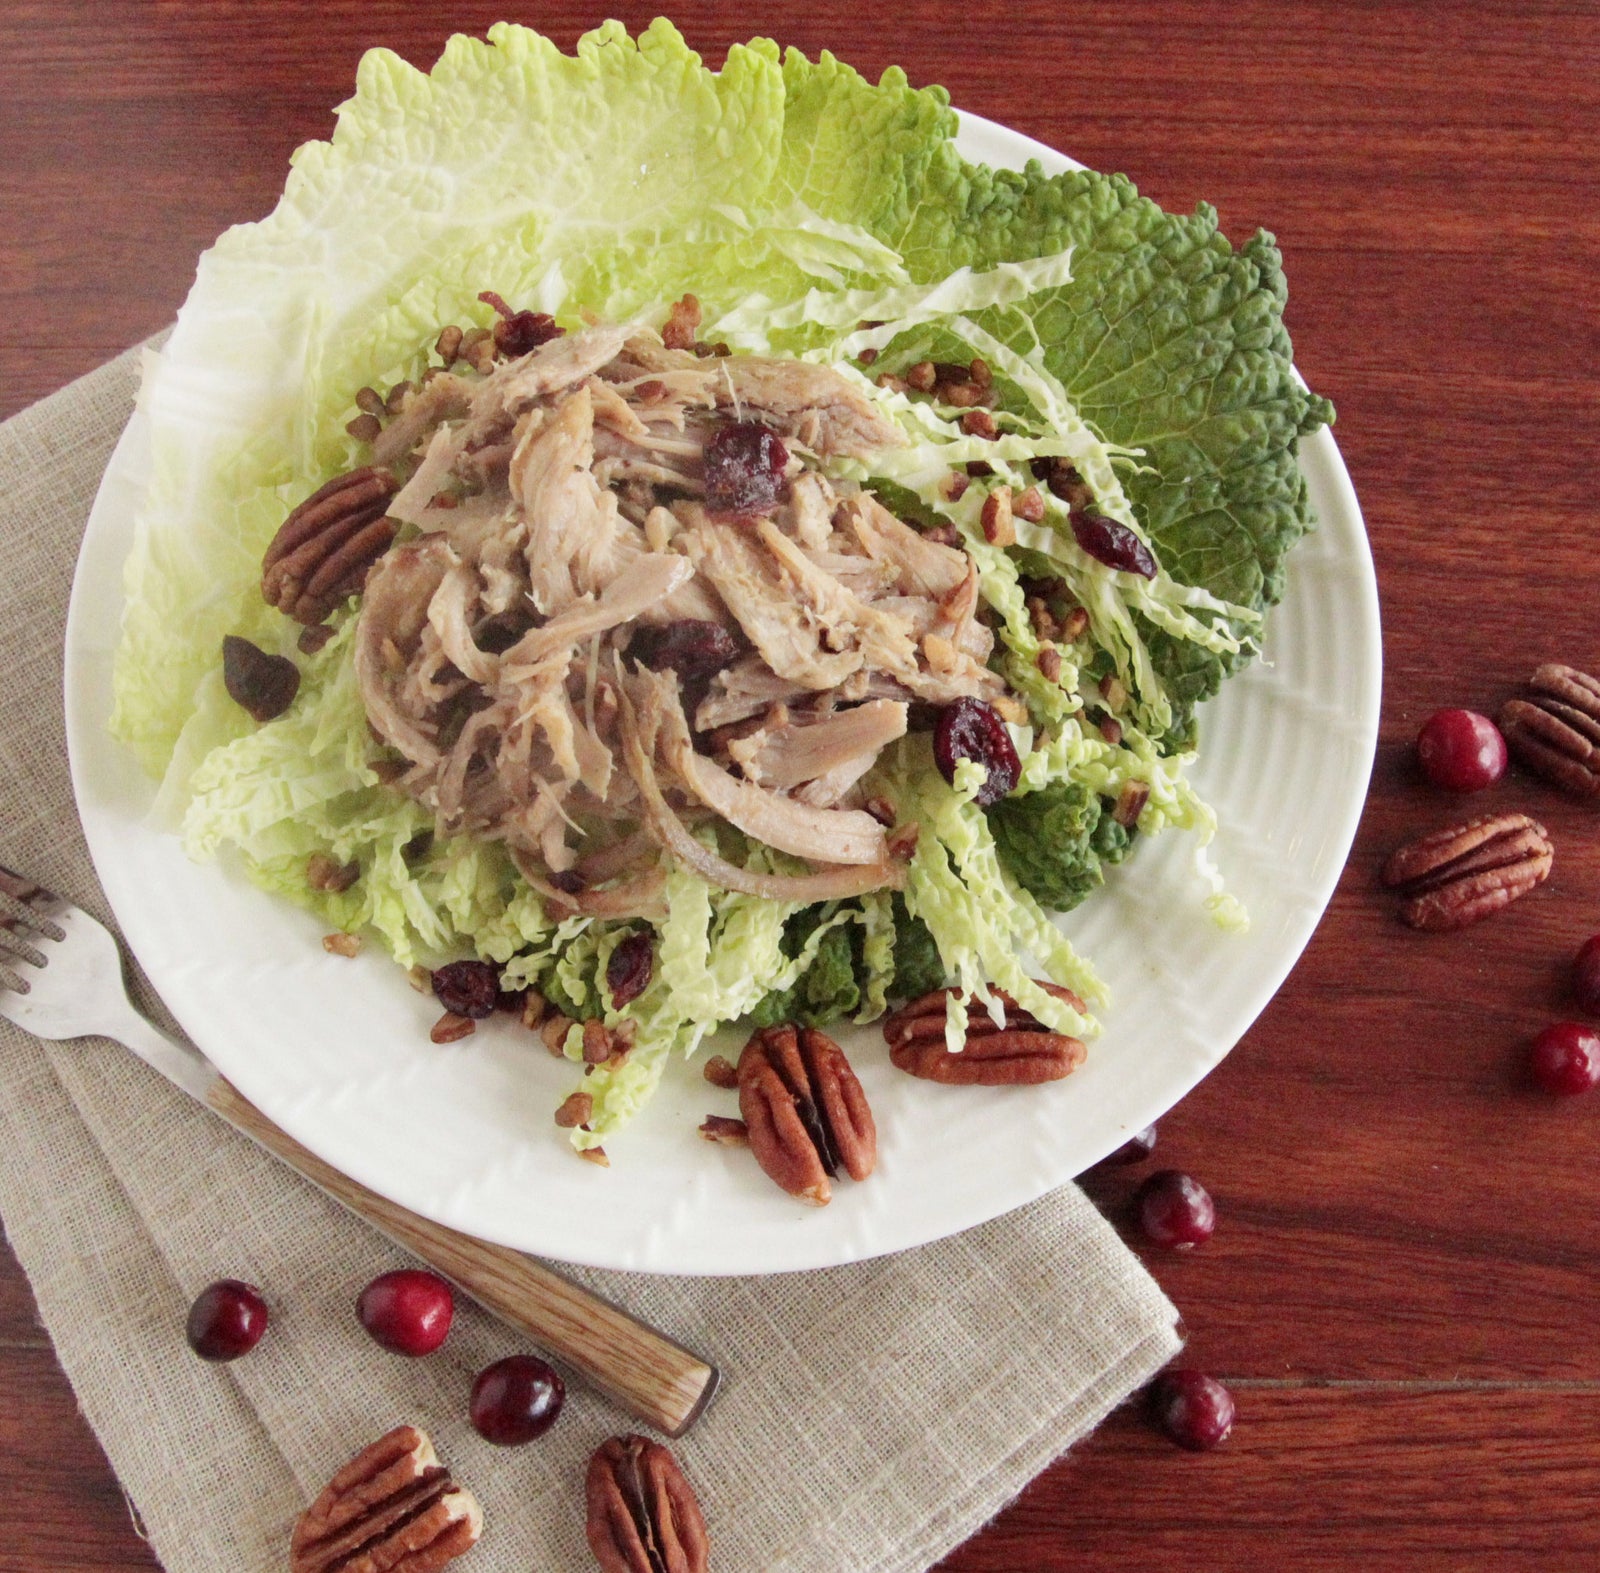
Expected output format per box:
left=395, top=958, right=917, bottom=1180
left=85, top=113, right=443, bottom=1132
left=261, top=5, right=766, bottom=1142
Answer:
left=102, top=1002, right=219, bottom=1104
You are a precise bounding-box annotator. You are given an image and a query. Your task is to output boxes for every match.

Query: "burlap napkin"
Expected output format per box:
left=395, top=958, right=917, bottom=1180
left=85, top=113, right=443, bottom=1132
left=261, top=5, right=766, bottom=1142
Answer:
left=0, top=342, right=1180, bottom=1573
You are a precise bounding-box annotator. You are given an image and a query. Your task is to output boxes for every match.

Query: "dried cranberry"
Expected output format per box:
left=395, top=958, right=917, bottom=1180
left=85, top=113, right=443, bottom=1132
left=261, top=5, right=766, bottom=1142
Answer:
left=1071, top=512, right=1158, bottom=578
left=1149, top=1369, right=1236, bottom=1450
left=1416, top=709, right=1507, bottom=792
left=606, top=932, right=654, bottom=1008
left=222, top=635, right=300, bottom=723
left=704, top=420, right=789, bottom=517
left=431, top=959, right=501, bottom=1019
left=478, top=290, right=563, bottom=357
left=1032, top=456, right=1089, bottom=504
left=933, top=697, right=1021, bottom=807
left=630, top=620, right=740, bottom=683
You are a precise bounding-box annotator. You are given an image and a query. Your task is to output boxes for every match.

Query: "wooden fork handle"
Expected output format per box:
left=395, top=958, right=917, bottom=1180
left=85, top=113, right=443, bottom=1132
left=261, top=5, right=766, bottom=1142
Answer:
left=205, top=1077, right=718, bottom=1437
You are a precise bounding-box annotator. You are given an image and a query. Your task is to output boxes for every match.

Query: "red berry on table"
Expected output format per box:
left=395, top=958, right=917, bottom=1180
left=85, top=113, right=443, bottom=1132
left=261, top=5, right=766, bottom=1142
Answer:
left=1136, top=1169, right=1216, bottom=1249
left=1415, top=708, right=1507, bottom=792
left=1150, top=1369, right=1236, bottom=1451
left=185, top=1279, right=269, bottom=1361
left=1572, top=935, right=1600, bottom=1015
left=356, top=1269, right=455, bottom=1356
left=469, top=1355, right=565, bottom=1445
left=1090, top=1123, right=1158, bottom=1170
left=1528, top=1022, right=1600, bottom=1096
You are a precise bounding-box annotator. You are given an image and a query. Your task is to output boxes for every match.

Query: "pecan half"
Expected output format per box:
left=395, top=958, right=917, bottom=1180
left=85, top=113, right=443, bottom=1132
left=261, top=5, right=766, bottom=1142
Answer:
left=1382, top=811, right=1553, bottom=930
left=585, top=1435, right=709, bottom=1573
left=737, top=1024, right=875, bottom=1206
left=262, top=467, right=398, bottom=625
left=884, top=983, right=1087, bottom=1085
left=291, top=1425, right=481, bottom=1573
left=1500, top=663, right=1600, bottom=799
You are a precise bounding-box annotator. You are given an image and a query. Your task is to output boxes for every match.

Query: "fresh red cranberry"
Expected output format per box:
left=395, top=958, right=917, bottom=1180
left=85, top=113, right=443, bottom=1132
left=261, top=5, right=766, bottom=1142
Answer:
left=1415, top=708, right=1507, bottom=792
left=1136, top=1169, right=1216, bottom=1249
left=1149, top=1369, right=1236, bottom=1450
left=356, top=1269, right=455, bottom=1357
left=1571, top=934, right=1600, bottom=1015
left=432, top=959, right=500, bottom=1019
left=606, top=932, right=655, bottom=1008
left=1528, top=1022, right=1600, bottom=1096
left=185, top=1279, right=269, bottom=1362
left=703, top=421, right=789, bottom=516
left=1091, top=1124, right=1158, bottom=1170
left=469, top=1354, right=565, bottom=1445
left=933, top=697, right=1021, bottom=806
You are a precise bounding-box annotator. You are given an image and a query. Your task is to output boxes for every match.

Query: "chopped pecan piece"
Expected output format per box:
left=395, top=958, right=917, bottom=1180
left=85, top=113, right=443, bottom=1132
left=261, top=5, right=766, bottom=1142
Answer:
left=660, top=293, right=703, bottom=351
left=1113, top=779, right=1150, bottom=828
left=980, top=485, right=1015, bottom=547
left=540, top=1013, right=576, bottom=1056
left=430, top=1012, right=476, bottom=1044
left=884, top=984, right=1087, bottom=1085
left=307, top=852, right=360, bottom=893
left=556, top=1092, right=594, bottom=1129
left=262, top=467, right=398, bottom=625
left=701, top=1055, right=739, bottom=1090
left=737, top=1024, right=875, bottom=1206
left=291, top=1425, right=481, bottom=1573
left=322, top=932, right=362, bottom=958
left=585, top=1435, right=709, bottom=1573
left=1500, top=663, right=1600, bottom=799
left=698, top=1115, right=750, bottom=1146
left=1382, top=811, right=1553, bottom=930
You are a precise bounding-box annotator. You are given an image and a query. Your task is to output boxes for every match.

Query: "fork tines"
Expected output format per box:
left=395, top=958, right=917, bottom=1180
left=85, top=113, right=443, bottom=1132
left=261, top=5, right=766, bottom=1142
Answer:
left=0, top=863, right=65, bottom=989
left=0, top=863, right=65, bottom=927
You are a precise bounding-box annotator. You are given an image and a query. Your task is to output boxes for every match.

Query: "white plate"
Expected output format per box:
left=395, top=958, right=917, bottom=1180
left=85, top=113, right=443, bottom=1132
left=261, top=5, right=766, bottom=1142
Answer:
left=64, top=113, right=1379, bottom=1275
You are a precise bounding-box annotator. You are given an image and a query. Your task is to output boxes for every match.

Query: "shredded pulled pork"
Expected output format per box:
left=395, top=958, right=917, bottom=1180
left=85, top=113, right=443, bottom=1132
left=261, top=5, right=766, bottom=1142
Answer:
left=328, top=300, right=1020, bottom=915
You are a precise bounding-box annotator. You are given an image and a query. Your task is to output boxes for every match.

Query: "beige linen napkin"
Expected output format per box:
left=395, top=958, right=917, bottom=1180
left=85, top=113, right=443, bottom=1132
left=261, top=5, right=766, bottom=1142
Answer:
left=0, top=343, right=1180, bottom=1573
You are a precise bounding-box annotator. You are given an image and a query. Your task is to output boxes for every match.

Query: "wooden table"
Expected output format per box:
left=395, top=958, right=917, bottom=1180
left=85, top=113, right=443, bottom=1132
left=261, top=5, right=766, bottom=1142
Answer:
left=4, top=3, right=1598, bottom=1567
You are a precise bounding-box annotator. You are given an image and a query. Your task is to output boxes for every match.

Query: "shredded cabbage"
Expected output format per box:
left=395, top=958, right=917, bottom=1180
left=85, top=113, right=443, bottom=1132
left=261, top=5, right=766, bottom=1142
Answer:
left=114, top=21, right=1330, bottom=1153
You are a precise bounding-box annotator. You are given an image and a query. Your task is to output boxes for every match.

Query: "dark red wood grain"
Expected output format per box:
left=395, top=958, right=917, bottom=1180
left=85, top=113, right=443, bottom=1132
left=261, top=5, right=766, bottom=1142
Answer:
left=4, top=2, right=1600, bottom=1568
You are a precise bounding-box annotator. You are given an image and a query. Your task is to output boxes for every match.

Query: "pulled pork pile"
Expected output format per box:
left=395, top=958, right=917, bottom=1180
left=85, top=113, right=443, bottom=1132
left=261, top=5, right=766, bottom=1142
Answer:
left=344, top=307, right=1019, bottom=919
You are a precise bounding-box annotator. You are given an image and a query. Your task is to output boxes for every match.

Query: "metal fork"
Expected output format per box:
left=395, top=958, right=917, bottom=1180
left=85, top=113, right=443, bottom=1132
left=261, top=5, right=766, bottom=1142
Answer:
left=0, top=861, right=717, bottom=1436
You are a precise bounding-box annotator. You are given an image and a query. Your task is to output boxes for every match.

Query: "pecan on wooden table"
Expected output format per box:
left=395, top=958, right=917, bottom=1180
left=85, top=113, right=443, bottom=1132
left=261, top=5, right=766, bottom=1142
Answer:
left=1382, top=810, right=1553, bottom=930
left=1500, top=663, right=1600, bottom=799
